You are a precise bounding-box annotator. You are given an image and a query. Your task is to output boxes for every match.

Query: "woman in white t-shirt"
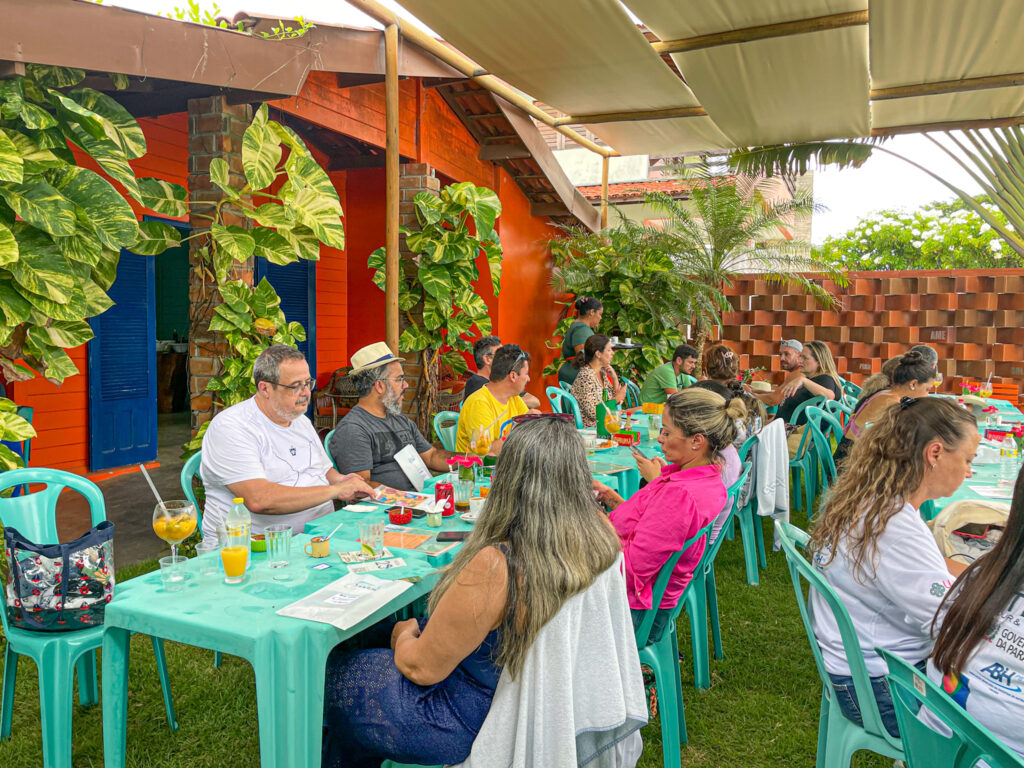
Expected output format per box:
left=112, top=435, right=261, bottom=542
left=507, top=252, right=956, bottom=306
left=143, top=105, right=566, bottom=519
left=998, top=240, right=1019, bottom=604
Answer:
left=927, top=465, right=1024, bottom=757
left=808, top=396, right=979, bottom=737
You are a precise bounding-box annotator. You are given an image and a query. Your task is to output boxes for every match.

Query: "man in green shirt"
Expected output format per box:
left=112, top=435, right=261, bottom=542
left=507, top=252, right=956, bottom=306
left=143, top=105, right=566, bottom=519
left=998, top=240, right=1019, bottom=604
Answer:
left=639, top=344, right=698, bottom=404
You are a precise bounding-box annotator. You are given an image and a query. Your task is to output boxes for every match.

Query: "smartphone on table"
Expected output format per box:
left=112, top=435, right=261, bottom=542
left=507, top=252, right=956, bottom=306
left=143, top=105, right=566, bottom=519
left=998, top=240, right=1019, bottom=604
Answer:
left=436, top=530, right=468, bottom=542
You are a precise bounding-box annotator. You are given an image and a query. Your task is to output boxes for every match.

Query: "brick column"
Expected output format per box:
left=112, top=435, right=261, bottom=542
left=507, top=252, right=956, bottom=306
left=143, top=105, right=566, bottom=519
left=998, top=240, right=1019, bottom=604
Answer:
left=397, top=163, right=440, bottom=433
left=186, top=96, right=253, bottom=432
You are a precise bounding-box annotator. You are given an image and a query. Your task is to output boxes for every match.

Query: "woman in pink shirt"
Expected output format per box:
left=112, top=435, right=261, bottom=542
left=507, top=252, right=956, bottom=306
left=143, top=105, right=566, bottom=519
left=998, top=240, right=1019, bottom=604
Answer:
left=595, top=388, right=746, bottom=640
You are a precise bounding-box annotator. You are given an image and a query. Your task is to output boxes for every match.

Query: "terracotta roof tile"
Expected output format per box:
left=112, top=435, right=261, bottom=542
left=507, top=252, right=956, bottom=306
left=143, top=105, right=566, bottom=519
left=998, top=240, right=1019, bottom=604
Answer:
left=577, top=178, right=695, bottom=201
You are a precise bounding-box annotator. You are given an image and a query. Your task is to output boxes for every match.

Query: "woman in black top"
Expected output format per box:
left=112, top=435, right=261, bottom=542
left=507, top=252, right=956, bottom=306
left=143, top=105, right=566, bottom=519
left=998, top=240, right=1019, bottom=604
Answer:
left=557, top=297, right=604, bottom=387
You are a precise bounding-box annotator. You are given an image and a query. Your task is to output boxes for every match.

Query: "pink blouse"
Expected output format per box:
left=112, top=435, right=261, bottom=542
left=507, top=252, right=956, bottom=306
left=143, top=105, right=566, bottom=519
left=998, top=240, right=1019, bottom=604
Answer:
left=610, top=463, right=726, bottom=611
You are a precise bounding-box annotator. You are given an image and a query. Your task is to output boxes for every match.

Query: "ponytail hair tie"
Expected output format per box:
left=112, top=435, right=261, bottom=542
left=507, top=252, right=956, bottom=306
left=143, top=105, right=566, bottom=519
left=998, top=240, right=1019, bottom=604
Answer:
left=899, top=396, right=918, bottom=410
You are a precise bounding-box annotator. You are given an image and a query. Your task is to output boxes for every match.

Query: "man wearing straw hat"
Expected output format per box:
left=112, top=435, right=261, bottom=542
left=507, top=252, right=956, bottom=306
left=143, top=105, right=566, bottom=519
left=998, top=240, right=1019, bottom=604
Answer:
left=329, top=342, right=456, bottom=490
left=199, top=345, right=374, bottom=540
left=456, top=343, right=536, bottom=455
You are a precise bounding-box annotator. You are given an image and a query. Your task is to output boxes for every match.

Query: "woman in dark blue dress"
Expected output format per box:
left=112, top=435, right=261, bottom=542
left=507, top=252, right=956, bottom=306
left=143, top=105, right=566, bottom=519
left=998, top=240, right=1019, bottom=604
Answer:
left=322, top=418, right=622, bottom=767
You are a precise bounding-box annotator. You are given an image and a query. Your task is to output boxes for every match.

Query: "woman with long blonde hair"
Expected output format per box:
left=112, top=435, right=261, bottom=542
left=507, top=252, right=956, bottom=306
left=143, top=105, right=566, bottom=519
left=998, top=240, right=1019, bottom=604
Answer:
left=776, top=340, right=842, bottom=426
left=808, top=396, right=978, bottom=737
left=323, top=418, right=622, bottom=768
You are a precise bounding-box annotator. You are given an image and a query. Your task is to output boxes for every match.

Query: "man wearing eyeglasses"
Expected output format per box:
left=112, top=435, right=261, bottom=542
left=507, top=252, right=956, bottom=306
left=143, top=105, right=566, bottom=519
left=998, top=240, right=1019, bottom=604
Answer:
left=456, top=344, right=538, bottom=455
left=199, top=345, right=375, bottom=540
left=329, top=342, right=456, bottom=491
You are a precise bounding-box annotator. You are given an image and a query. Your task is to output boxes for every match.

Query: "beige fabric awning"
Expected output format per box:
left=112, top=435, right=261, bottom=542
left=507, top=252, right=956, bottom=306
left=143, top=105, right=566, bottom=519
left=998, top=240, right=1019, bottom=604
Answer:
left=393, top=0, right=1024, bottom=155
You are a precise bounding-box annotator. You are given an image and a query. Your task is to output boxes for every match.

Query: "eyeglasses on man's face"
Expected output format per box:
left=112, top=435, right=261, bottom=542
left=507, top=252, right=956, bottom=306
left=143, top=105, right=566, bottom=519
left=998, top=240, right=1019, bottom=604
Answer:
left=271, top=377, right=316, bottom=392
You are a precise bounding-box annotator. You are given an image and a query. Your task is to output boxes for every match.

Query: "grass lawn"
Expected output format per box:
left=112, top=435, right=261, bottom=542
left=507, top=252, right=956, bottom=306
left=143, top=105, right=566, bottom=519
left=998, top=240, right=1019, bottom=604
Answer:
left=0, top=516, right=893, bottom=767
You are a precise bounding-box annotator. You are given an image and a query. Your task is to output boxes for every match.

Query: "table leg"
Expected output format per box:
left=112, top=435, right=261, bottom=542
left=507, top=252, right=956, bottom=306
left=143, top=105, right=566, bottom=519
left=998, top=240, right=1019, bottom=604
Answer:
left=101, top=627, right=131, bottom=768
left=253, top=639, right=329, bottom=768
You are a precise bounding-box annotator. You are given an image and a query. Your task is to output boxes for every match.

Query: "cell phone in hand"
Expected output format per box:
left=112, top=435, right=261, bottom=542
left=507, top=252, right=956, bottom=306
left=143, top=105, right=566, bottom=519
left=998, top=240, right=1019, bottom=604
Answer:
left=630, top=445, right=648, bottom=459
left=436, top=530, right=468, bottom=542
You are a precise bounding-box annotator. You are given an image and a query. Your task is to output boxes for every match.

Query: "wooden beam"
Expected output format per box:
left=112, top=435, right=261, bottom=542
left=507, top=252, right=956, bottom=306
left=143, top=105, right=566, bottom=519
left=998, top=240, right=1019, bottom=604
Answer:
left=479, top=144, right=532, bottom=161
left=480, top=135, right=519, bottom=144
left=384, top=23, right=400, bottom=355
left=872, top=114, right=1024, bottom=137
left=0, top=61, right=26, bottom=79
left=651, top=10, right=868, bottom=55
left=531, top=201, right=570, bottom=217
left=343, top=0, right=614, bottom=157
left=871, top=72, right=1024, bottom=101
left=515, top=173, right=547, bottom=179
left=465, top=111, right=504, bottom=120
left=600, top=155, right=609, bottom=230
left=553, top=105, right=706, bottom=126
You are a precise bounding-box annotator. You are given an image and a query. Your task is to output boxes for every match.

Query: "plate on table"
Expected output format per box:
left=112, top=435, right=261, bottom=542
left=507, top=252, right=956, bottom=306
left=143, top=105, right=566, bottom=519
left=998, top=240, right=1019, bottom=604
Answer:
left=460, top=512, right=480, bottom=523
left=346, top=503, right=381, bottom=513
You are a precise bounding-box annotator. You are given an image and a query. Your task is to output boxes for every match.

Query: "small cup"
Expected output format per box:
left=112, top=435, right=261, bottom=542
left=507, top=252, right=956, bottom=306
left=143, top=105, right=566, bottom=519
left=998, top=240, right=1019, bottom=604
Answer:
left=159, top=555, right=189, bottom=591
left=265, top=524, right=292, bottom=571
left=469, top=496, right=484, bottom=516
left=195, top=537, right=221, bottom=580
left=250, top=533, right=267, bottom=553
left=426, top=510, right=443, bottom=528
left=358, top=521, right=385, bottom=560
left=304, top=536, right=330, bottom=558
left=454, top=478, right=473, bottom=513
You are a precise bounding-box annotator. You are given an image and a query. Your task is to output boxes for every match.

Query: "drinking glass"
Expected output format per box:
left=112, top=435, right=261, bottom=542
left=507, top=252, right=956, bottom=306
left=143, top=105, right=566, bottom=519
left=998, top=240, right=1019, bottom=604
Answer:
left=265, top=524, right=292, bottom=572
left=470, top=426, right=492, bottom=457
left=195, top=535, right=221, bottom=581
left=158, top=554, right=189, bottom=591
left=152, top=500, right=197, bottom=561
left=220, top=523, right=249, bottom=584
left=647, top=414, right=661, bottom=442
left=931, top=371, right=943, bottom=393
left=358, top=521, right=385, bottom=560
left=454, top=478, right=473, bottom=514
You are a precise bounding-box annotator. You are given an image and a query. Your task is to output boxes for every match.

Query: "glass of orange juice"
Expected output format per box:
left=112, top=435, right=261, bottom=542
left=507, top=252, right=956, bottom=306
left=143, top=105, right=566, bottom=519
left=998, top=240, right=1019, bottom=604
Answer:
left=603, top=411, right=619, bottom=434
left=220, top=524, right=249, bottom=584
left=152, top=500, right=197, bottom=561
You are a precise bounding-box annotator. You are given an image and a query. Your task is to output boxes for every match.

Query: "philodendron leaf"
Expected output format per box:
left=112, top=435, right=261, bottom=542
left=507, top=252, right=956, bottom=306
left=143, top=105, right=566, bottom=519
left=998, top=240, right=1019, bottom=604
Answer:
left=418, top=262, right=452, bottom=300
left=287, top=187, right=344, bottom=249
left=69, top=87, right=147, bottom=159
left=280, top=225, right=319, bottom=261
left=250, top=277, right=281, bottom=317
left=19, top=102, right=58, bottom=131
left=0, top=274, right=33, bottom=326
left=0, top=408, right=36, bottom=442
left=27, top=64, right=85, bottom=88
left=132, top=221, right=182, bottom=256
left=252, top=227, right=296, bottom=265
left=136, top=177, right=188, bottom=218
left=209, top=157, right=240, bottom=198
left=0, top=129, right=23, bottom=183
left=41, top=319, right=94, bottom=348
left=249, top=202, right=293, bottom=228
left=0, top=221, right=17, bottom=267
left=48, top=89, right=121, bottom=147
left=40, top=345, right=80, bottom=384
left=242, top=104, right=281, bottom=190
left=218, top=281, right=251, bottom=313
left=56, top=166, right=139, bottom=250
left=211, top=224, right=256, bottom=262
left=111, top=73, right=131, bottom=90
left=0, top=180, right=77, bottom=237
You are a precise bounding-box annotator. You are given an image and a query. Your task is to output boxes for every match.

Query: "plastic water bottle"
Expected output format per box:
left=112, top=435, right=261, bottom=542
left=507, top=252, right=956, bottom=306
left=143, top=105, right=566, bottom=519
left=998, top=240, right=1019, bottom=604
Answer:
left=226, top=497, right=252, bottom=569
left=999, top=436, right=1018, bottom=487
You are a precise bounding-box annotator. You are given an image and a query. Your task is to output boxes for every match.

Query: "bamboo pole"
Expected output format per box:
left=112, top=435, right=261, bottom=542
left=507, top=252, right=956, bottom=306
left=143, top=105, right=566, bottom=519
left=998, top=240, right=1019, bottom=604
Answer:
left=651, top=10, right=868, bottom=55
left=872, top=114, right=1024, bottom=137
left=871, top=71, right=1024, bottom=101
left=553, top=105, right=706, bottom=126
left=600, top=155, right=609, bottom=230
left=384, top=22, right=400, bottom=354
left=344, top=0, right=614, bottom=158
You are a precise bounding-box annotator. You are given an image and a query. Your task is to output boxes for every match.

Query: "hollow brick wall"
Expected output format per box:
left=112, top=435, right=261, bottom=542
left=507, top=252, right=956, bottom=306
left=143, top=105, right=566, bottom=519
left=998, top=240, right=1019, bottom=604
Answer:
left=720, top=268, right=1024, bottom=394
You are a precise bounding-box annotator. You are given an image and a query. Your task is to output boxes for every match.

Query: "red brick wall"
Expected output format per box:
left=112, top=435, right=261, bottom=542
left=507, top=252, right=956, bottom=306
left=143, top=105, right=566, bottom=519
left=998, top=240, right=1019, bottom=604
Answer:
left=721, top=269, right=1024, bottom=393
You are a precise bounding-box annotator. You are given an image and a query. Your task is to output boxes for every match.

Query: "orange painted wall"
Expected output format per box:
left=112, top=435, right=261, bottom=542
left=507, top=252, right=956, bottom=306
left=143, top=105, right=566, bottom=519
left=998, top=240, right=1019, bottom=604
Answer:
left=343, top=167, right=388, bottom=354
left=494, top=170, right=562, bottom=402
left=315, top=170, right=349, bottom=380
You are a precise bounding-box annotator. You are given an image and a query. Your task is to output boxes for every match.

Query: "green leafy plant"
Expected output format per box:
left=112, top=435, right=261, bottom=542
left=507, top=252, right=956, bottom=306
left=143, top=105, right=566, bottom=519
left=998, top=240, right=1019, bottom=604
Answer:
left=368, top=182, right=502, bottom=427
left=164, top=0, right=314, bottom=39
left=0, top=64, right=187, bottom=469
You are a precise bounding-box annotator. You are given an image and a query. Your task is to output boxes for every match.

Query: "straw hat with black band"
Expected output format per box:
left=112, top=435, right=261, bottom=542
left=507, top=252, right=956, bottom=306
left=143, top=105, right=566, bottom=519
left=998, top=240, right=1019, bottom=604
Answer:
left=349, top=342, right=405, bottom=375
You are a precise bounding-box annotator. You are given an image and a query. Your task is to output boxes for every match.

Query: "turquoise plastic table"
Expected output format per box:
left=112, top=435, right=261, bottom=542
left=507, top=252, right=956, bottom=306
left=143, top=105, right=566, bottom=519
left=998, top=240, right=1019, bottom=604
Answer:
left=101, top=519, right=468, bottom=768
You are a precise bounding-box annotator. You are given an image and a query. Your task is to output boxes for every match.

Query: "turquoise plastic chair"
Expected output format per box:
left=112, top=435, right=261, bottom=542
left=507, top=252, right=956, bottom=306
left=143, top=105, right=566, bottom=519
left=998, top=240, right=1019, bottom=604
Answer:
left=879, top=648, right=1024, bottom=768
left=431, top=411, right=459, bottom=451
left=776, top=520, right=904, bottom=768
left=824, top=398, right=854, bottom=426
left=322, top=428, right=338, bottom=469
left=621, top=376, right=641, bottom=409
left=633, top=521, right=713, bottom=766
left=559, top=381, right=572, bottom=393
left=690, top=461, right=752, bottom=679
left=789, top=395, right=826, bottom=514
left=735, top=435, right=768, bottom=585
left=805, top=406, right=843, bottom=501
left=0, top=468, right=178, bottom=767
left=545, top=386, right=583, bottom=429
left=841, top=379, right=862, bottom=400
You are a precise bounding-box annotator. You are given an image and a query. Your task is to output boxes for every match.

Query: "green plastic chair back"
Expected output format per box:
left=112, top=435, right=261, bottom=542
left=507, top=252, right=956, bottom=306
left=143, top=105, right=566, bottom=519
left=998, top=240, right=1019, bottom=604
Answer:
left=824, top=398, right=854, bottom=426
left=878, top=648, right=1024, bottom=768
left=322, top=428, right=338, bottom=469
left=545, top=387, right=583, bottom=429
left=790, top=394, right=826, bottom=427
left=0, top=468, right=179, bottom=762
left=805, top=407, right=843, bottom=497
left=841, top=379, right=862, bottom=399
left=431, top=411, right=459, bottom=452
left=180, top=450, right=204, bottom=527
left=621, top=376, right=641, bottom=409
left=789, top=396, right=826, bottom=514
left=775, top=520, right=904, bottom=767
left=735, top=434, right=767, bottom=585
left=559, top=381, right=572, bottom=393
left=633, top=521, right=714, bottom=767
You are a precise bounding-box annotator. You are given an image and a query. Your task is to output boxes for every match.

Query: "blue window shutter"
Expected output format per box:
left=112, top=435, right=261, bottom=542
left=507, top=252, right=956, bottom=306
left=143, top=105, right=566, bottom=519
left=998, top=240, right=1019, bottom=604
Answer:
left=255, top=258, right=317, bottom=374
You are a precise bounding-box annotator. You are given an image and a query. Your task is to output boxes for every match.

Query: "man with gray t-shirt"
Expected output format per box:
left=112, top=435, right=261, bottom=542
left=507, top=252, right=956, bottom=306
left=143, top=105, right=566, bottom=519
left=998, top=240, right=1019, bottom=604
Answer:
left=330, top=342, right=455, bottom=490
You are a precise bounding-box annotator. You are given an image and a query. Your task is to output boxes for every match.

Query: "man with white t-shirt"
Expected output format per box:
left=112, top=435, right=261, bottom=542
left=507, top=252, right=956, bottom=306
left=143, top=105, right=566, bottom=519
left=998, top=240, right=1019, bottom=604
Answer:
left=200, top=345, right=374, bottom=540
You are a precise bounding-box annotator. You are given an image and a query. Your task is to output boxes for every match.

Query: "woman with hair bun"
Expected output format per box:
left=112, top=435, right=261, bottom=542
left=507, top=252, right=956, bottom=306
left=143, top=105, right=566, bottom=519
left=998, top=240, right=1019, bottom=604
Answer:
left=557, top=296, right=605, bottom=387
left=833, top=349, right=937, bottom=467
left=569, top=334, right=627, bottom=427
left=594, top=388, right=746, bottom=639
left=809, top=396, right=978, bottom=737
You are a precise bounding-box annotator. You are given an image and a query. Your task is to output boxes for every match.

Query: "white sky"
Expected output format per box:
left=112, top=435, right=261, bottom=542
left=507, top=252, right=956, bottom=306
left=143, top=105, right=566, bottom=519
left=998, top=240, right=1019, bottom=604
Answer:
left=107, top=1, right=985, bottom=245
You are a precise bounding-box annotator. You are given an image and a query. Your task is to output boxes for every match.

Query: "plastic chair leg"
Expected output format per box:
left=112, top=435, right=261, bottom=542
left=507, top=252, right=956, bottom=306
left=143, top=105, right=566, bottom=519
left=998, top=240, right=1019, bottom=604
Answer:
left=684, top=578, right=710, bottom=690
left=755, top=515, right=768, bottom=570
left=214, top=651, right=223, bottom=669
left=0, top=645, right=16, bottom=740
left=149, top=637, right=178, bottom=731
left=815, top=689, right=831, bottom=768
left=737, top=506, right=760, bottom=586
left=75, top=650, right=98, bottom=707
left=669, top=626, right=687, bottom=744
left=37, top=643, right=75, bottom=768
left=706, top=565, right=723, bottom=660
left=649, top=650, right=682, bottom=768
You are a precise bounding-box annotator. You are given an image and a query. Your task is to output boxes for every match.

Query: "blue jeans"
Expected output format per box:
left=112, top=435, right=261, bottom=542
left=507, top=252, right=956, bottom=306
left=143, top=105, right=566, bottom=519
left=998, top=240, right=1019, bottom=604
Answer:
left=828, top=659, right=925, bottom=738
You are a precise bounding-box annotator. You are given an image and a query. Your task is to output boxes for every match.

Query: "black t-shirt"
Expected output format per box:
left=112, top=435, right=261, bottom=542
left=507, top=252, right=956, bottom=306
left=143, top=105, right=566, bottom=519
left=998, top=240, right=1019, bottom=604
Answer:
left=462, top=373, right=488, bottom=403
left=776, top=375, right=842, bottom=425
left=330, top=406, right=432, bottom=490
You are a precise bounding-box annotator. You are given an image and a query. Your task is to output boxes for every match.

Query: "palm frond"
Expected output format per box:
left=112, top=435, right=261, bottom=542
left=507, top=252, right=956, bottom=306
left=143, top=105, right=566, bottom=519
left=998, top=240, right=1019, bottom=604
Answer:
left=728, top=139, right=887, bottom=177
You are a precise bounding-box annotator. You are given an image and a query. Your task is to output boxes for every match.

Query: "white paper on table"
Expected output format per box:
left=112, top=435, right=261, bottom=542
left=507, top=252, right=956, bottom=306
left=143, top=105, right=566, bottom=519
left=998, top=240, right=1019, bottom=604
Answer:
left=395, top=443, right=432, bottom=491
left=276, top=573, right=412, bottom=630
left=967, top=485, right=1014, bottom=500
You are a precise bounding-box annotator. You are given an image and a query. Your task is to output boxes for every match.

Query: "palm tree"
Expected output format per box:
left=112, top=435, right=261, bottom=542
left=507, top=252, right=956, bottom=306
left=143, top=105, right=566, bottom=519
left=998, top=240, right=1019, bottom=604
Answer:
left=642, top=165, right=843, bottom=358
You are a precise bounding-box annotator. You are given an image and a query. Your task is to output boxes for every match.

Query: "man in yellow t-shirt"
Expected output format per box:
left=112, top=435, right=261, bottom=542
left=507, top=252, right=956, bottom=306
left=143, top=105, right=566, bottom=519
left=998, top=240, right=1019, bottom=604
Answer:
left=456, top=344, right=533, bottom=454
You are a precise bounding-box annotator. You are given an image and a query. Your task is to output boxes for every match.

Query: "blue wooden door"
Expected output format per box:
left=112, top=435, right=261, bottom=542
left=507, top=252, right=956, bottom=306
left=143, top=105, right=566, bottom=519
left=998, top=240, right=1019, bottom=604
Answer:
left=88, top=249, right=157, bottom=471
left=255, top=258, right=316, bottom=374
